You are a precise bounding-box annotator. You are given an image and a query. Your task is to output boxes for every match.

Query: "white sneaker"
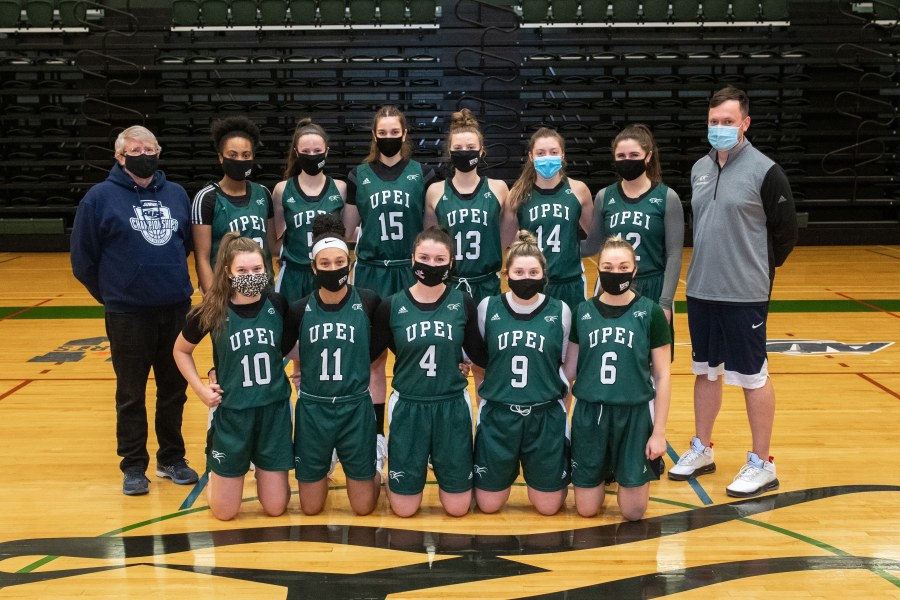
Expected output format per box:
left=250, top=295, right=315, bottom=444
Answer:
left=375, top=434, right=388, bottom=484
left=327, top=449, right=339, bottom=481
left=668, top=436, right=716, bottom=481
left=726, top=452, right=779, bottom=498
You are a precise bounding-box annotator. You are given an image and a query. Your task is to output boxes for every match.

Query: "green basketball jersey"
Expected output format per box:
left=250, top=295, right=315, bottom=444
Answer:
left=479, top=294, right=567, bottom=404
left=298, top=286, right=371, bottom=400
left=571, top=295, right=656, bottom=406
left=353, top=160, right=426, bottom=264
left=212, top=296, right=291, bottom=410
left=601, top=183, right=670, bottom=278
left=389, top=287, right=469, bottom=400
left=434, top=177, right=502, bottom=278
left=280, top=176, right=344, bottom=267
left=210, top=182, right=272, bottom=269
left=516, top=179, right=583, bottom=282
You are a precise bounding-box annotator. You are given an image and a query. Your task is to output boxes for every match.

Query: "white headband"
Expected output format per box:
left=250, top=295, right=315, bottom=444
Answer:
left=310, top=237, right=349, bottom=260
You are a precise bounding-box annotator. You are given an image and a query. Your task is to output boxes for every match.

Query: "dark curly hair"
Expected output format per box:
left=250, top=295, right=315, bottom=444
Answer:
left=210, top=115, right=260, bottom=153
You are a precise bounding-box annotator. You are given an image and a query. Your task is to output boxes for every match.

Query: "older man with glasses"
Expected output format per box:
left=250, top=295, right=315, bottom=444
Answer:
left=71, top=125, right=199, bottom=496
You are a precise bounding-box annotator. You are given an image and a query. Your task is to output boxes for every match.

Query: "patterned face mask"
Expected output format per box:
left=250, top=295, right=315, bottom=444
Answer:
left=231, top=272, right=268, bottom=297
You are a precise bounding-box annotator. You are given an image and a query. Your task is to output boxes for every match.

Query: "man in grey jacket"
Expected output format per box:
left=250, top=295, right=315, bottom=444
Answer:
left=668, top=86, right=797, bottom=498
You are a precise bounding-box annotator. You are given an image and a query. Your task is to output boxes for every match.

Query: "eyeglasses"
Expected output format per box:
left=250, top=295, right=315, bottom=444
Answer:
left=123, top=147, right=159, bottom=157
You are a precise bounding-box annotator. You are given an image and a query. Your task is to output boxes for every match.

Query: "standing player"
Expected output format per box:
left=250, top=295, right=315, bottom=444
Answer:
left=508, top=128, right=593, bottom=312
left=581, top=124, right=684, bottom=324
left=272, top=117, right=349, bottom=305
left=173, top=233, right=295, bottom=520
left=474, top=231, right=571, bottom=516
left=563, top=237, right=672, bottom=521
left=371, top=227, right=487, bottom=517
left=290, top=214, right=382, bottom=515
left=192, top=116, right=277, bottom=294
left=424, top=108, right=515, bottom=304
left=344, top=105, right=438, bottom=464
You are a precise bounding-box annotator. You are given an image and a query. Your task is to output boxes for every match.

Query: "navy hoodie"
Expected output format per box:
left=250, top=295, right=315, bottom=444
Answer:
left=71, top=163, right=194, bottom=312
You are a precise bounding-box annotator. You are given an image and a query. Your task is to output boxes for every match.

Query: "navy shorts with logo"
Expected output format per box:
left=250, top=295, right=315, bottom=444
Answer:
left=686, top=296, right=769, bottom=389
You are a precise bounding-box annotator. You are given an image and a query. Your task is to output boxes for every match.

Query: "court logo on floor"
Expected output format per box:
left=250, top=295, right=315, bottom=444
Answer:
left=29, top=337, right=109, bottom=362
left=766, top=339, right=893, bottom=355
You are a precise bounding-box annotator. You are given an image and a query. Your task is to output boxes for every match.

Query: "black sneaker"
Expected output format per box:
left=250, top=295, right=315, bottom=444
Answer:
left=156, top=460, right=199, bottom=485
left=123, top=468, right=150, bottom=496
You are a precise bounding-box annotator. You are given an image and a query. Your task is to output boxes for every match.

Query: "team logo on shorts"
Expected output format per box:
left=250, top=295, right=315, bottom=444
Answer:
left=211, top=450, right=226, bottom=464
left=447, top=303, right=461, bottom=311
left=561, top=469, right=567, bottom=479
left=571, top=460, right=578, bottom=470
left=544, top=315, right=558, bottom=323
left=129, top=199, right=178, bottom=246
left=389, top=470, right=405, bottom=482
left=473, top=464, right=487, bottom=477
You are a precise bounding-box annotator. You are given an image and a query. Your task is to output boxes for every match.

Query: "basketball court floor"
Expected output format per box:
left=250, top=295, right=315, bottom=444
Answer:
left=1, top=246, right=898, bottom=598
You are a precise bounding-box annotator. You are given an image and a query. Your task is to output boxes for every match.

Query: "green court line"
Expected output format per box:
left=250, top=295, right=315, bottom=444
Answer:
left=5, top=300, right=898, bottom=320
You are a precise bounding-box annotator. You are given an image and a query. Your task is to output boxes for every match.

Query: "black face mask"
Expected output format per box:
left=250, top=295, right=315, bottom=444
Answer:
left=598, top=270, right=635, bottom=295
left=222, top=157, right=255, bottom=181
left=508, top=276, right=546, bottom=300
left=316, top=265, right=349, bottom=292
left=450, top=150, right=481, bottom=173
left=375, top=136, right=404, bottom=158
left=298, top=152, right=326, bottom=176
left=614, top=158, right=648, bottom=182
left=124, top=154, right=158, bottom=179
left=412, top=261, right=450, bottom=287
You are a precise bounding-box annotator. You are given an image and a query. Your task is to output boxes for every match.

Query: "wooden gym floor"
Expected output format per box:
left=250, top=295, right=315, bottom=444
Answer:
left=0, top=246, right=899, bottom=598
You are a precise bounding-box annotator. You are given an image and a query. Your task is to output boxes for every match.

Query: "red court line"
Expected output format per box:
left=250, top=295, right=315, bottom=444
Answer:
left=0, top=298, right=53, bottom=321
left=858, top=373, right=900, bottom=401
left=834, top=292, right=900, bottom=320
left=0, top=380, right=34, bottom=401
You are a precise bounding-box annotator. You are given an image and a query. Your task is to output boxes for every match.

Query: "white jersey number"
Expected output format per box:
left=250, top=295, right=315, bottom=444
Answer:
left=240, top=352, right=272, bottom=387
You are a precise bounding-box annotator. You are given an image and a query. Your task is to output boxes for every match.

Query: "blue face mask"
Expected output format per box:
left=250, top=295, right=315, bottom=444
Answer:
left=707, top=125, right=741, bottom=151
left=533, top=155, right=563, bottom=179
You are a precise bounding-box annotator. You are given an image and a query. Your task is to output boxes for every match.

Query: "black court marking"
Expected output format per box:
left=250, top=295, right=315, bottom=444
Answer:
left=2, top=485, right=897, bottom=596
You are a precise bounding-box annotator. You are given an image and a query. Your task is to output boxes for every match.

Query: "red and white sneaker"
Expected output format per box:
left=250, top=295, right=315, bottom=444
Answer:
left=726, top=452, right=779, bottom=498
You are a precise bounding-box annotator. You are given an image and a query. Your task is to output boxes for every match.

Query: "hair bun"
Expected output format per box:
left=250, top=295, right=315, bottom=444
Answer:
left=311, top=212, right=345, bottom=239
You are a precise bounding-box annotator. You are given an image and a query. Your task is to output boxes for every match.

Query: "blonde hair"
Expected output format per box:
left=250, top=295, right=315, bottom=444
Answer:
left=504, top=230, right=547, bottom=274
left=507, top=128, right=567, bottom=214
left=189, top=232, right=266, bottom=334
left=599, top=235, right=637, bottom=262
left=612, top=123, right=662, bottom=185
left=364, top=105, right=412, bottom=163
left=115, top=125, right=160, bottom=156
left=445, top=108, right=484, bottom=164
left=284, top=117, right=329, bottom=179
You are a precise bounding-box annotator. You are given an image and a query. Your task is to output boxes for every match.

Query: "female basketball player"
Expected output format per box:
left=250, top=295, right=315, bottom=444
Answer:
left=173, top=233, right=295, bottom=520
left=424, top=108, right=515, bottom=304
left=581, top=124, right=684, bottom=323
left=474, top=231, right=571, bottom=516
left=507, top=128, right=593, bottom=312
left=563, top=236, right=671, bottom=521
left=371, top=227, right=487, bottom=517
left=192, top=116, right=277, bottom=294
left=344, top=105, right=438, bottom=470
left=272, top=118, right=349, bottom=305
left=289, top=213, right=382, bottom=516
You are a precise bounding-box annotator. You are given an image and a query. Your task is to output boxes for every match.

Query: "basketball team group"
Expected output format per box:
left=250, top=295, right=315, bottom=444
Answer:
left=70, top=84, right=798, bottom=521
